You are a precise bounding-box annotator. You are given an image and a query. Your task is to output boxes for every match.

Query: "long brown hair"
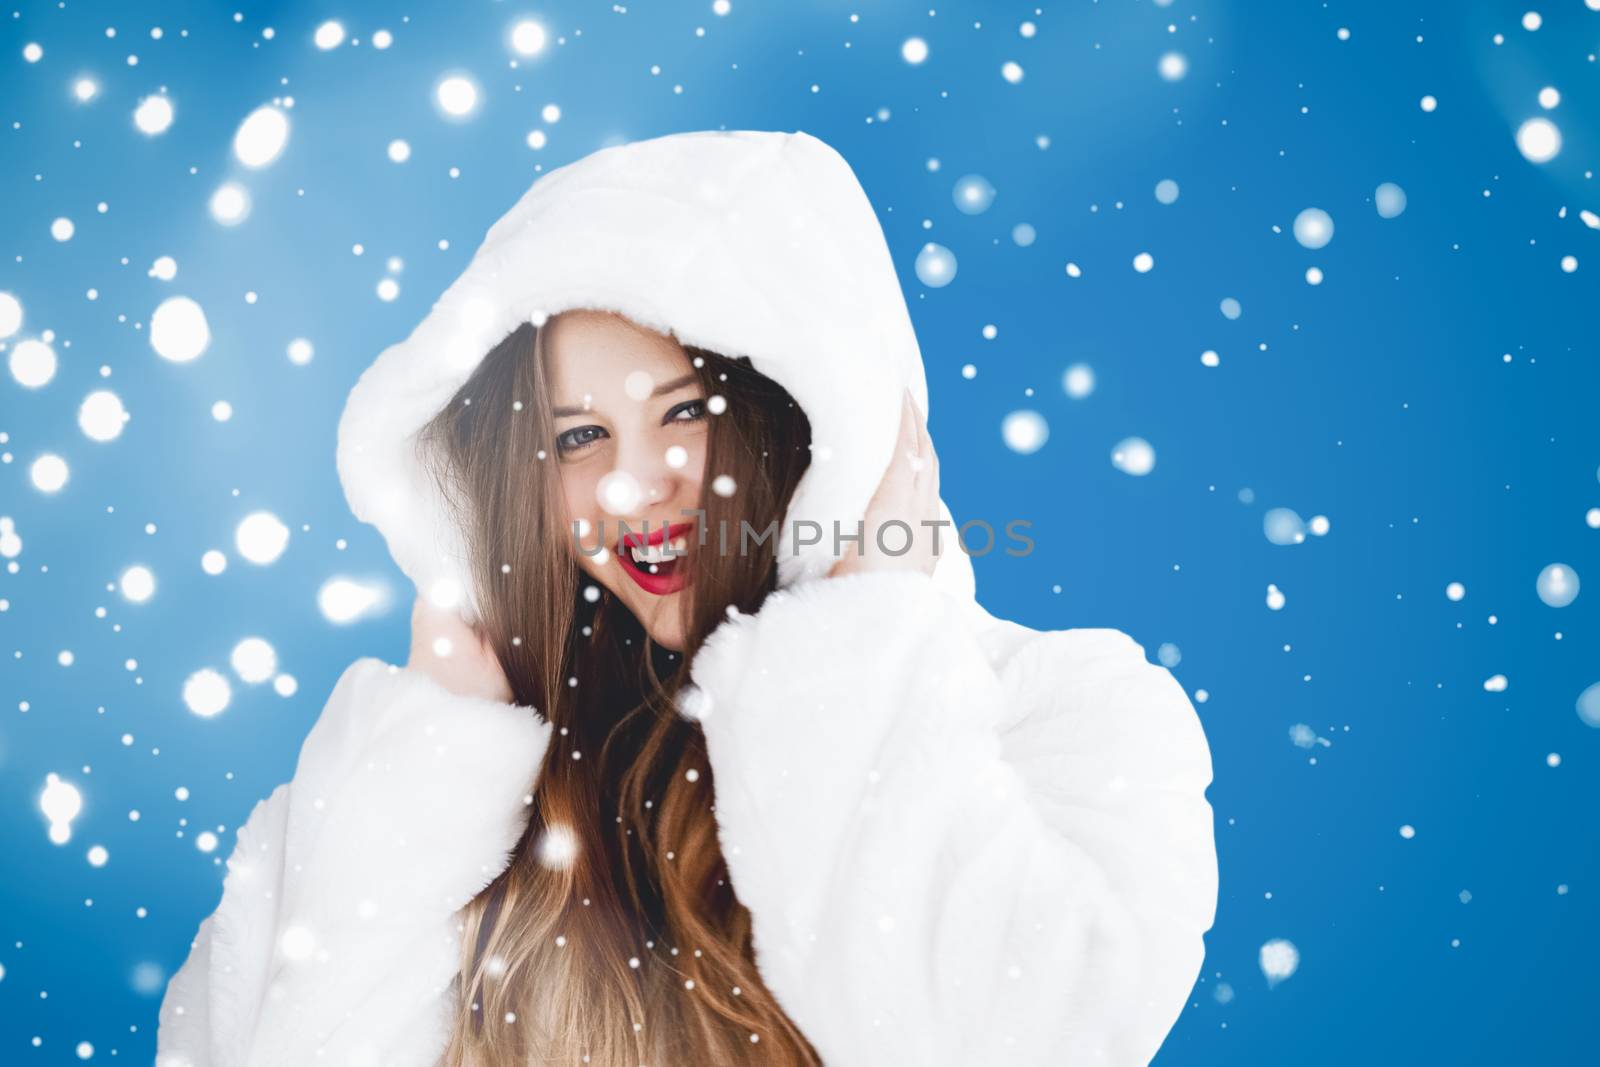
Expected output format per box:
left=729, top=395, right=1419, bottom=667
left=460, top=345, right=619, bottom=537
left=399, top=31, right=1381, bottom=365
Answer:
left=416, top=316, right=820, bottom=1065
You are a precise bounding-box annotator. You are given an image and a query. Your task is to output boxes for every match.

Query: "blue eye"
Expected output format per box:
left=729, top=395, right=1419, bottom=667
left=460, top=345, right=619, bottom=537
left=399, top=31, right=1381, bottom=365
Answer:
left=667, top=398, right=707, bottom=422
left=556, top=425, right=607, bottom=455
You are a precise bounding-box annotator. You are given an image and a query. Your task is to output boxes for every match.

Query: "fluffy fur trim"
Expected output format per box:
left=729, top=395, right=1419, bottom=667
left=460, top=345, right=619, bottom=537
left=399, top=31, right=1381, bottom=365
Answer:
left=682, top=569, right=1217, bottom=1065
left=156, top=658, right=550, bottom=1067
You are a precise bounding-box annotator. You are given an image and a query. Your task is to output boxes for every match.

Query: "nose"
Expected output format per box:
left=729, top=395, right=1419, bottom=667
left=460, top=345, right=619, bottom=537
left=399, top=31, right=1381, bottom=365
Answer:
left=600, top=434, right=685, bottom=515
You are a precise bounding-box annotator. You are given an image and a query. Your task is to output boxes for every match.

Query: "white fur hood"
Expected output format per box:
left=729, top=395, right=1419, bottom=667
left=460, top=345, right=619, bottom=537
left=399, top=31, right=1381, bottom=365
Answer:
left=335, top=127, right=975, bottom=623
left=158, top=130, right=1218, bottom=1067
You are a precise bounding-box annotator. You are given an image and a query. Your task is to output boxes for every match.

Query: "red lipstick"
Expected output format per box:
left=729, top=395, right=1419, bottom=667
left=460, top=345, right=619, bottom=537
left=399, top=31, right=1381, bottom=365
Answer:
left=614, top=521, right=695, bottom=596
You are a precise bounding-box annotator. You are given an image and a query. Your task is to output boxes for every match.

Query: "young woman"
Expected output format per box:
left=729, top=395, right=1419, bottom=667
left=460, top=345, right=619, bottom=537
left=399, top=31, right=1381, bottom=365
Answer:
left=156, top=130, right=1218, bottom=1067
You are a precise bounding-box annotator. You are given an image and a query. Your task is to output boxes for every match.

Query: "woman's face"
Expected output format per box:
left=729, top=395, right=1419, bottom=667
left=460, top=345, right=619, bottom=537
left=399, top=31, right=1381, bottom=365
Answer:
left=545, top=309, right=708, bottom=652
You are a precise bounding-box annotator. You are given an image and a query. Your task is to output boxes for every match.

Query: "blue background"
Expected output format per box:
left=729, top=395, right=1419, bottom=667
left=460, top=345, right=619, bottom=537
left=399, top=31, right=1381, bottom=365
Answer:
left=2, top=0, right=1597, bottom=1062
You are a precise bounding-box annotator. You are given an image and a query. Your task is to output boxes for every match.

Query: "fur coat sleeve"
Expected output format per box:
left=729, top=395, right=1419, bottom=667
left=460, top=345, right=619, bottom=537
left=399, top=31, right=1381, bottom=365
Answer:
left=154, top=657, right=551, bottom=1067
left=684, top=569, right=1219, bottom=1066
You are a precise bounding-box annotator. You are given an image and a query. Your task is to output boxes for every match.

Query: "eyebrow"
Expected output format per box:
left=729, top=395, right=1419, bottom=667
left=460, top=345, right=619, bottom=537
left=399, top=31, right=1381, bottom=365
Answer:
left=551, top=373, right=699, bottom=418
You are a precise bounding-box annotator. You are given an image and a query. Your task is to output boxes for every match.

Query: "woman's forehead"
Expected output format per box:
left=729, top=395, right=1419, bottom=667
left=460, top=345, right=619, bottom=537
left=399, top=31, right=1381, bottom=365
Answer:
left=546, top=310, right=692, bottom=396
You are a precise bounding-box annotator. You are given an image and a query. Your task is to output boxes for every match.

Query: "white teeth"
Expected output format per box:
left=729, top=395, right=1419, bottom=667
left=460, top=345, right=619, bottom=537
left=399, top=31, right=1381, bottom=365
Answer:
left=669, top=536, right=687, bottom=552
left=629, top=540, right=686, bottom=565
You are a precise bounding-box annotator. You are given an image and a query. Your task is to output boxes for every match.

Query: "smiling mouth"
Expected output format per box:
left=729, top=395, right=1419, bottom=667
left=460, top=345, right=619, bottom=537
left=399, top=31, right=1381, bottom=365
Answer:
left=614, top=521, right=695, bottom=596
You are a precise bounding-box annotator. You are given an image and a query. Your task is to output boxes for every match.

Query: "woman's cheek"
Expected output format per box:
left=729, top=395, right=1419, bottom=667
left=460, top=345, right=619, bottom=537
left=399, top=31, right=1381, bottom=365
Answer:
left=560, top=472, right=602, bottom=565
left=682, top=432, right=710, bottom=491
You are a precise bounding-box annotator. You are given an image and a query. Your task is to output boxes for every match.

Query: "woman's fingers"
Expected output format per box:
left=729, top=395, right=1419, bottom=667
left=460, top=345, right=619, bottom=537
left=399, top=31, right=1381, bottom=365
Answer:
left=897, top=405, right=923, bottom=491
left=909, top=392, right=938, bottom=500
left=831, top=388, right=941, bottom=579
left=909, top=393, right=940, bottom=575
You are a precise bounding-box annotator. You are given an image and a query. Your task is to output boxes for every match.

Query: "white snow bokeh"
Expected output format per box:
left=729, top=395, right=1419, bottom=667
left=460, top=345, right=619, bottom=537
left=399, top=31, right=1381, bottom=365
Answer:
left=31, top=454, right=70, bottom=493
left=537, top=823, right=580, bottom=869
left=1062, top=363, right=1095, bottom=399
left=1001, top=410, right=1048, bottom=454
left=235, top=511, right=290, bottom=565
left=233, top=106, right=290, bottom=168
left=511, top=20, right=549, bottom=56
left=9, top=338, right=56, bottom=388
left=1292, top=208, right=1335, bottom=250
left=1515, top=117, right=1561, bottom=163
left=150, top=297, right=211, bottom=362
left=1110, top=436, right=1155, bottom=475
left=1289, top=724, right=1331, bottom=749
left=130, top=962, right=166, bottom=996
left=314, top=20, right=346, bottom=50
left=1534, top=563, right=1579, bottom=607
left=1259, top=939, right=1300, bottom=987
left=231, top=637, right=279, bottom=683
left=1263, top=508, right=1308, bottom=545
left=0, top=291, right=22, bottom=337
left=0, top=518, right=21, bottom=559
left=133, top=94, right=174, bottom=134
left=182, top=668, right=232, bottom=718
left=952, top=175, right=995, bottom=214
left=79, top=390, right=129, bottom=441
left=119, top=565, right=156, bottom=603
left=436, top=75, right=480, bottom=117
left=1578, top=682, right=1600, bottom=728
left=596, top=470, right=644, bottom=514
left=280, top=924, right=317, bottom=961
left=318, top=577, right=386, bottom=624
left=914, top=242, right=957, bottom=287
left=209, top=182, right=251, bottom=225
left=40, top=773, right=83, bottom=844
left=1375, top=182, right=1407, bottom=218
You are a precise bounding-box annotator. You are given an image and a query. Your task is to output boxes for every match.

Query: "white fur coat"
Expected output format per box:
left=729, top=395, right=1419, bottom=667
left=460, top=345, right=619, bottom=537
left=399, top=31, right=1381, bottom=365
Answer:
left=156, top=129, right=1218, bottom=1066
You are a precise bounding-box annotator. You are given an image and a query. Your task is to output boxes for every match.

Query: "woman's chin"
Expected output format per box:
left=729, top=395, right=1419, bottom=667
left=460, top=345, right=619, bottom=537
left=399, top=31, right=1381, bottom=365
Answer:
left=640, top=595, right=689, bottom=652
left=578, top=561, right=691, bottom=652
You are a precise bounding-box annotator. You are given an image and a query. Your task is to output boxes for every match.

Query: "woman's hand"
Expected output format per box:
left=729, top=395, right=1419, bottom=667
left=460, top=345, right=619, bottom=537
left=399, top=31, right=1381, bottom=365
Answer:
left=404, top=594, right=515, bottom=703
left=829, top=388, right=943, bottom=580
